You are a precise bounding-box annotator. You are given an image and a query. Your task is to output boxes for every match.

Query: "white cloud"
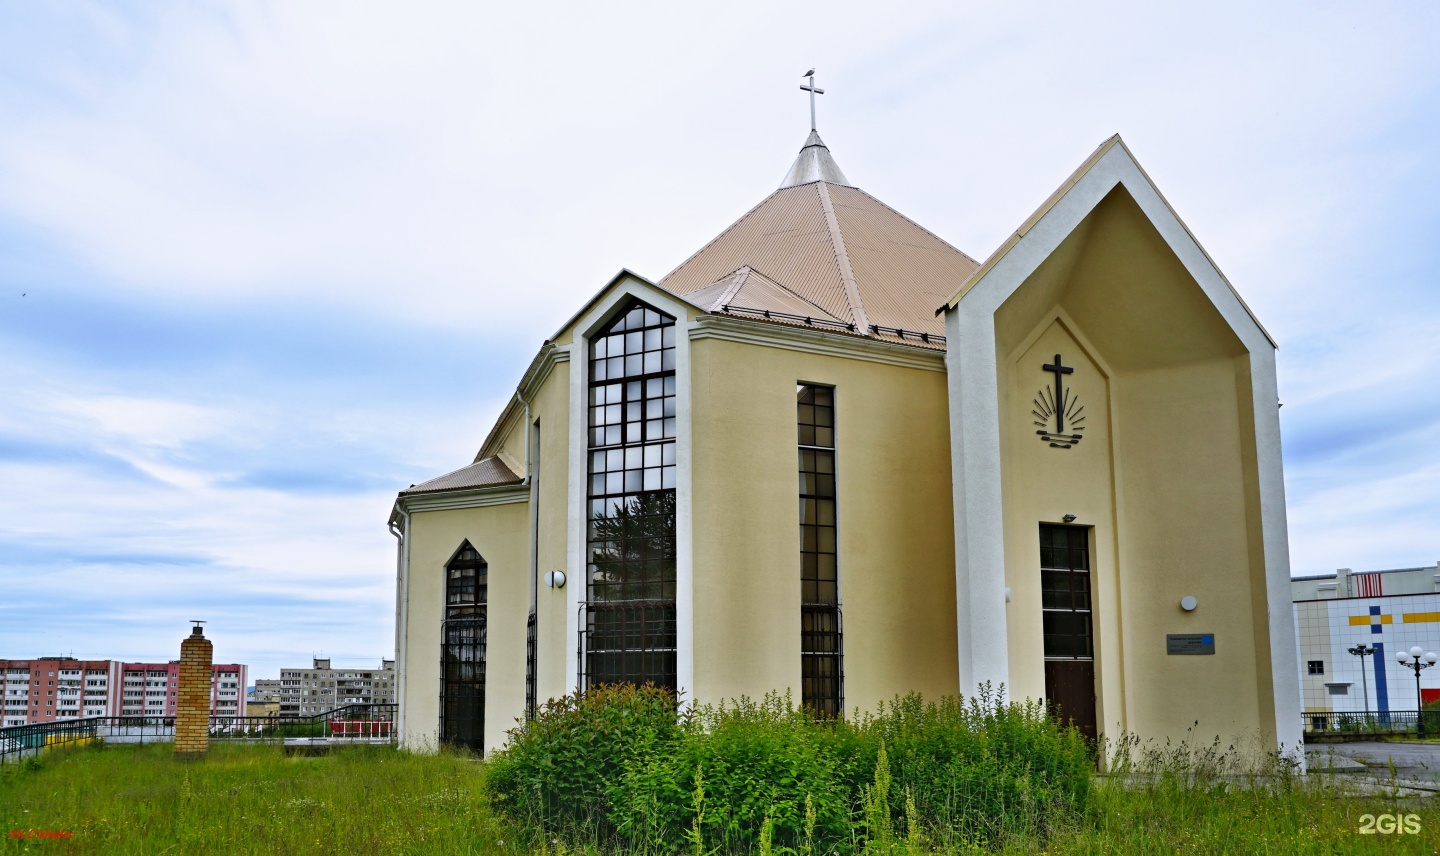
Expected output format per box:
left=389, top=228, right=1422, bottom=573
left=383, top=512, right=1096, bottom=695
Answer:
left=1, top=0, right=1439, bottom=675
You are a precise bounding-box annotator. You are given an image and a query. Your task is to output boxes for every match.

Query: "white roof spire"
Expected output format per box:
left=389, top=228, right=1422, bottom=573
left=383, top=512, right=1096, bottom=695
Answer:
left=781, top=69, right=851, bottom=188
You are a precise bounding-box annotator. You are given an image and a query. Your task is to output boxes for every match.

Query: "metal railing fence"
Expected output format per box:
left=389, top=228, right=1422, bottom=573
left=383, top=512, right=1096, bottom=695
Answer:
left=1303, top=709, right=1440, bottom=739
left=0, top=703, right=395, bottom=764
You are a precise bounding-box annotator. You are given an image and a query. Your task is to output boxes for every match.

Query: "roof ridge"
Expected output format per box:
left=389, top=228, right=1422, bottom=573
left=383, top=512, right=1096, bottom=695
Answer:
left=714, top=266, right=752, bottom=307
left=816, top=182, right=871, bottom=331
left=732, top=265, right=846, bottom=321
left=657, top=187, right=796, bottom=290
left=839, top=185, right=981, bottom=267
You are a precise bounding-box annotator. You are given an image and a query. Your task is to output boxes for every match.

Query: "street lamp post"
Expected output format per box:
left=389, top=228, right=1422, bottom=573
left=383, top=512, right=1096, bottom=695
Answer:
left=1348, top=644, right=1375, bottom=726
left=1395, top=646, right=1438, bottom=738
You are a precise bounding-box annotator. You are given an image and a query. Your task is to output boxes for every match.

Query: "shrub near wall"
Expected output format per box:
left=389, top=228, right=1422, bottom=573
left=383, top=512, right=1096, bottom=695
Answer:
left=486, top=684, right=1093, bottom=854
left=484, top=683, right=682, bottom=837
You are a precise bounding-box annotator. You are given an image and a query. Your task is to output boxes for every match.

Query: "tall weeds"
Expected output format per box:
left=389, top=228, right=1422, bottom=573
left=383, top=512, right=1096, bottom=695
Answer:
left=486, top=684, right=1093, bottom=854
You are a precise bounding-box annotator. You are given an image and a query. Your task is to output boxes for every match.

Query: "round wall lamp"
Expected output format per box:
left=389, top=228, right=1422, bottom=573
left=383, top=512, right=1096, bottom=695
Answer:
left=544, top=570, right=566, bottom=589
left=1180, top=596, right=1198, bottom=612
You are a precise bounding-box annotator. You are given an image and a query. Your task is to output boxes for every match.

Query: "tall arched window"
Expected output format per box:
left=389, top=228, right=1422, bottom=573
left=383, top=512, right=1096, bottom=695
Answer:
left=441, top=541, right=486, bottom=751
left=583, top=298, right=677, bottom=691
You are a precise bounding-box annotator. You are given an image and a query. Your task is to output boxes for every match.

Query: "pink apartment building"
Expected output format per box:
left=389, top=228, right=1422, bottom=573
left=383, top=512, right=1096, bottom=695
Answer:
left=1, top=658, right=117, bottom=726
left=1, top=657, right=246, bottom=726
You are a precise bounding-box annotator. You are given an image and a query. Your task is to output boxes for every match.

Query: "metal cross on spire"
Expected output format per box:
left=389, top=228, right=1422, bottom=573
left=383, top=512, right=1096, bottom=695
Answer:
left=800, top=69, right=825, bottom=132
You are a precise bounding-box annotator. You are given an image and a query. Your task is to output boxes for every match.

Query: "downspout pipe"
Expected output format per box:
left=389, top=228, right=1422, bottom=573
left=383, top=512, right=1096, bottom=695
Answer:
left=388, top=507, right=410, bottom=746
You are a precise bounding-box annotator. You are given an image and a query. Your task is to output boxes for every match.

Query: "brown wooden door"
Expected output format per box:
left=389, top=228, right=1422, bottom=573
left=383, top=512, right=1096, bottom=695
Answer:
left=1044, top=660, right=1096, bottom=741
left=1040, top=524, right=1097, bottom=741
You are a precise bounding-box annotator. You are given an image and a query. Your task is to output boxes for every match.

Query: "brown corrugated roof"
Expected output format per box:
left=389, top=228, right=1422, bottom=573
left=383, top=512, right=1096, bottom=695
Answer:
left=658, top=179, right=977, bottom=346
left=662, top=183, right=853, bottom=323
left=689, top=266, right=846, bottom=323
left=401, top=456, right=521, bottom=496
left=827, top=185, right=980, bottom=335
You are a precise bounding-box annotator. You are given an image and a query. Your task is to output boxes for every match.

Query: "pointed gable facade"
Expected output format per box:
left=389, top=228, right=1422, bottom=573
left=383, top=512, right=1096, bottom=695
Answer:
left=390, top=132, right=1302, bottom=759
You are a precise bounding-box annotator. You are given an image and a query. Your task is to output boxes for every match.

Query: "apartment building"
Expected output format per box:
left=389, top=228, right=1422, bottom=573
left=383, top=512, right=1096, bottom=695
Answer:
left=1, top=658, right=118, bottom=727
left=115, top=661, right=248, bottom=719
left=0, top=657, right=247, bottom=725
left=276, top=658, right=395, bottom=716
left=252, top=678, right=282, bottom=702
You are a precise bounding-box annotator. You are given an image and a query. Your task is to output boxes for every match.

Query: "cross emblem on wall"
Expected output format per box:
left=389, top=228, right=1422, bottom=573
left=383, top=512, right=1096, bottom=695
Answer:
left=1032, top=354, right=1086, bottom=448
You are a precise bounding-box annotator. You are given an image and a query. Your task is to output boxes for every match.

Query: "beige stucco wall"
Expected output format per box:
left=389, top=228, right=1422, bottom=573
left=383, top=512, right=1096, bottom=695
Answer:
left=530, top=361, right=572, bottom=707
left=402, top=500, right=530, bottom=752
left=992, top=185, right=1276, bottom=746
left=689, top=336, right=958, bottom=713
left=1000, top=318, right=1119, bottom=716
left=1113, top=358, right=1264, bottom=741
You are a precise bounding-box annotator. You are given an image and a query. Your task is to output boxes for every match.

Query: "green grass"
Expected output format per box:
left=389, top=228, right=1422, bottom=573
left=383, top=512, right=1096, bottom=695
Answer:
left=0, top=742, right=514, bottom=855
left=1027, top=775, right=1438, bottom=855
left=1, top=741, right=1437, bottom=854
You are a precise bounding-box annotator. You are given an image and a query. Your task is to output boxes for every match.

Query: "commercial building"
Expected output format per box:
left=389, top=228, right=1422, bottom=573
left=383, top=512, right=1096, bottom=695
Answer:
left=1292, top=562, right=1440, bottom=717
left=275, top=658, right=395, bottom=716
left=390, top=104, right=1299, bottom=755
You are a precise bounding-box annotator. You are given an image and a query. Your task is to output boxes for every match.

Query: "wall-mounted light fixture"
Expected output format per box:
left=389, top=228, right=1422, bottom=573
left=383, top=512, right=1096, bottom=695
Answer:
left=1180, top=596, right=1198, bottom=612
left=544, top=570, right=566, bottom=589
left=1062, top=514, right=1077, bottom=523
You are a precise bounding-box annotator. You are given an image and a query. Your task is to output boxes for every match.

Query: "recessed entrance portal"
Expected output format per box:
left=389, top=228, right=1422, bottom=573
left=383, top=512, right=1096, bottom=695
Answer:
left=1040, top=524, right=1097, bottom=741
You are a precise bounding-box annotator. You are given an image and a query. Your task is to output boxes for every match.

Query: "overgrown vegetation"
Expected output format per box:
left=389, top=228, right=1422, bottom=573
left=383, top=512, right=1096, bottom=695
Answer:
left=2, top=701, right=1435, bottom=855
left=486, top=684, right=1094, bottom=853
left=0, top=741, right=509, bottom=855
left=1082, top=730, right=1436, bottom=854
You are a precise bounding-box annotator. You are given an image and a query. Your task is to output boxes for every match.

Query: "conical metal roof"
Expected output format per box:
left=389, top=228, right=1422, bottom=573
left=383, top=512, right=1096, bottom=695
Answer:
left=779, top=130, right=851, bottom=188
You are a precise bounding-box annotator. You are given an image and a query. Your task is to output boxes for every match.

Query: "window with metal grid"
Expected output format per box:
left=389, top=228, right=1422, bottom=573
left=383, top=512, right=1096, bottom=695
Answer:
left=1040, top=525, right=1092, bottom=659
left=525, top=610, right=537, bottom=719
left=798, top=383, right=842, bottom=717
left=441, top=542, right=486, bottom=752
left=583, top=299, right=678, bottom=691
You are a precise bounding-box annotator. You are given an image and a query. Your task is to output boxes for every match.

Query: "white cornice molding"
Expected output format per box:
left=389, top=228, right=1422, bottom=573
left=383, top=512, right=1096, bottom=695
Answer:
left=688, top=314, right=945, bottom=372
left=520, top=343, right=571, bottom=401
left=397, top=484, right=529, bottom=514
left=477, top=343, right=573, bottom=462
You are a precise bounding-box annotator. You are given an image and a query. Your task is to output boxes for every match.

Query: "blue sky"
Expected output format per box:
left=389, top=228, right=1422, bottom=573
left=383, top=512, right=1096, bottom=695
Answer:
left=2, top=1, right=1438, bottom=681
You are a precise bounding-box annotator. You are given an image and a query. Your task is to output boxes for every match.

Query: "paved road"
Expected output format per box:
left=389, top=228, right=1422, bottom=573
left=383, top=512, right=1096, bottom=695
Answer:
left=1311, top=741, right=1440, bottom=784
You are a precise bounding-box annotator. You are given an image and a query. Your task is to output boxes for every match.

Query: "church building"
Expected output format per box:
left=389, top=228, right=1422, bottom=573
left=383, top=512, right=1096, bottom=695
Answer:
left=389, top=98, right=1302, bottom=756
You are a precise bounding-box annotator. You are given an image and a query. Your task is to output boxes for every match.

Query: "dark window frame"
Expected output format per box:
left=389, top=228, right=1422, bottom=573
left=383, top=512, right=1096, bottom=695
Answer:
left=440, top=541, right=487, bottom=752
left=1307, top=660, right=1324, bottom=676
left=1039, top=524, right=1093, bottom=661
left=582, top=298, right=679, bottom=692
left=798, top=382, right=842, bottom=718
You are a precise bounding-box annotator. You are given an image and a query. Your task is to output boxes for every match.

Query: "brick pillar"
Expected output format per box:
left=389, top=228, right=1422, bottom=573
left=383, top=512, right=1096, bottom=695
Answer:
left=175, top=625, right=213, bottom=759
